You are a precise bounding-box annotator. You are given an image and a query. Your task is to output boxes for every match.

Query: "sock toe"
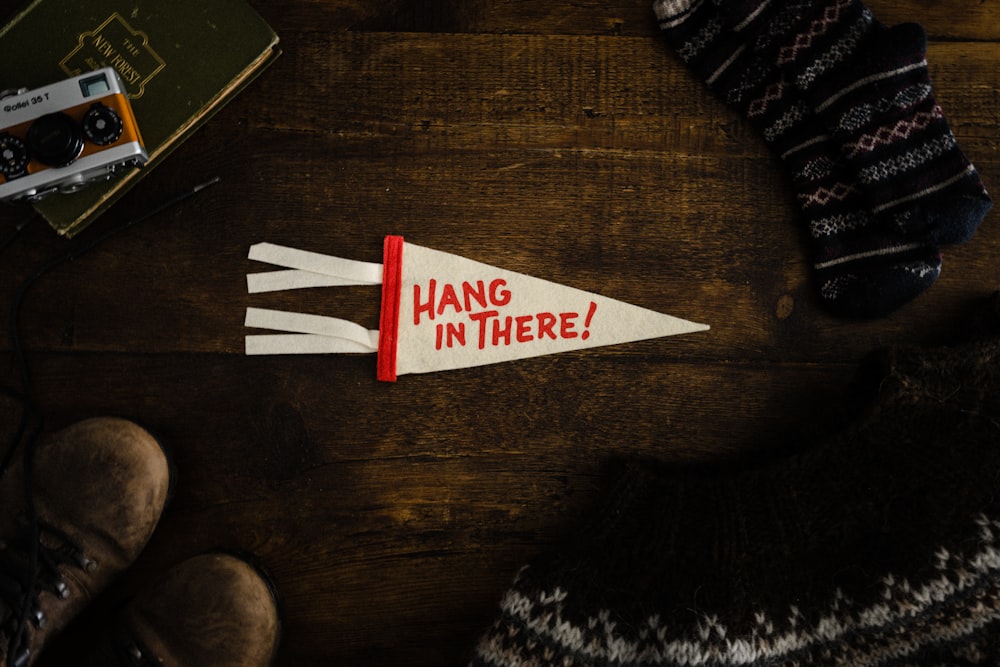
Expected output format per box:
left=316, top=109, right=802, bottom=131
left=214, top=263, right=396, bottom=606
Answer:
left=816, top=246, right=942, bottom=318
left=922, top=192, right=993, bottom=246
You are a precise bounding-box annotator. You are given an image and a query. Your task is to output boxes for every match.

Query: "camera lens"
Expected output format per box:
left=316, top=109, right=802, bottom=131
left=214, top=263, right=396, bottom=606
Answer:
left=83, top=103, right=124, bottom=145
left=0, top=134, right=30, bottom=178
left=27, top=112, right=85, bottom=167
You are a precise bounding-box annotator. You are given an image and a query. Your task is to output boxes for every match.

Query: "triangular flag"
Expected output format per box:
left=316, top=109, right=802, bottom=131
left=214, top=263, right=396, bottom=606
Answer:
left=377, top=236, right=708, bottom=380
left=245, top=236, right=709, bottom=381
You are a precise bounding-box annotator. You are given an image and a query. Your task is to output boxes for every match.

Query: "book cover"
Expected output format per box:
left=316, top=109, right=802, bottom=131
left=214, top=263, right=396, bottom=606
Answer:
left=0, top=0, right=279, bottom=236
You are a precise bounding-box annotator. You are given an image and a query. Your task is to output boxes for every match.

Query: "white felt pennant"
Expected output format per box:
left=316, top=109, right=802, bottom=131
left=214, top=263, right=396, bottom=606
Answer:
left=244, top=237, right=709, bottom=381
left=390, top=241, right=709, bottom=379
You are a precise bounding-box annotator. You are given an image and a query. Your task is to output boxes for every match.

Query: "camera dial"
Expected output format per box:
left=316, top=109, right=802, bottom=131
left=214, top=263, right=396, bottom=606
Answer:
left=0, top=134, right=30, bottom=178
left=27, top=112, right=85, bottom=167
left=83, top=103, right=124, bottom=146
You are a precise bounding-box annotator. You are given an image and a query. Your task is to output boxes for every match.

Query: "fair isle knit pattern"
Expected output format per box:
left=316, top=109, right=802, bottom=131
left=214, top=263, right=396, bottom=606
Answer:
left=472, top=521, right=1000, bottom=666
left=481, top=532, right=1000, bottom=665
left=652, top=0, right=944, bottom=318
left=470, top=313, right=1000, bottom=665
left=719, top=0, right=992, bottom=247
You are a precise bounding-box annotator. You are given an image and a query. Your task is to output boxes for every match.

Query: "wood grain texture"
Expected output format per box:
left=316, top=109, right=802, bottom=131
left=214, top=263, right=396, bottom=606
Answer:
left=0, top=0, right=997, bottom=665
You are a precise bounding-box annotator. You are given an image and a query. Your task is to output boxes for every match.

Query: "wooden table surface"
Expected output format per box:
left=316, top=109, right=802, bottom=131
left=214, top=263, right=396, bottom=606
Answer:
left=1, top=1, right=997, bottom=664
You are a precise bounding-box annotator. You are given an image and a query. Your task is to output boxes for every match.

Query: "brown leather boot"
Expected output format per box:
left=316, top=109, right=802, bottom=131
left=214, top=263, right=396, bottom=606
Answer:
left=105, top=552, right=281, bottom=666
left=0, top=418, right=172, bottom=667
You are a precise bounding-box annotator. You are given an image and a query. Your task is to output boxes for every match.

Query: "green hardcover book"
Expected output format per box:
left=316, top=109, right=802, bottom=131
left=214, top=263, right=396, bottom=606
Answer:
left=0, top=0, right=279, bottom=236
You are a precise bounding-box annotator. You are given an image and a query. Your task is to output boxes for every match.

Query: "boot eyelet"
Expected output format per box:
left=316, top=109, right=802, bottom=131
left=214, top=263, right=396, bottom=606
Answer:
left=78, top=554, right=98, bottom=572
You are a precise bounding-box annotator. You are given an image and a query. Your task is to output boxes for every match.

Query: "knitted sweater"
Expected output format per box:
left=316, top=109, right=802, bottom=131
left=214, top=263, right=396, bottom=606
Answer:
left=469, top=322, right=1000, bottom=665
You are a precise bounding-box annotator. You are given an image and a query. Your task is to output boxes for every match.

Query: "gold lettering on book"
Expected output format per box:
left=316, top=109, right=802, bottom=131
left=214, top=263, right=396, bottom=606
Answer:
left=60, top=13, right=165, bottom=99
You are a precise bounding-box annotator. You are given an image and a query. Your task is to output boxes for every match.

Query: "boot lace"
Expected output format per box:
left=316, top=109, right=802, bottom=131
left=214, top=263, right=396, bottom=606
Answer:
left=0, top=514, right=92, bottom=667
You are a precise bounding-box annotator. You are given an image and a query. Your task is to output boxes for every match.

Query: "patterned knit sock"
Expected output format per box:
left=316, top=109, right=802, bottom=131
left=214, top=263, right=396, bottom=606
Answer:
left=719, top=0, right=993, bottom=246
left=469, top=313, right=1000, bottom=665
left=654, top=0, right=944, bottom=317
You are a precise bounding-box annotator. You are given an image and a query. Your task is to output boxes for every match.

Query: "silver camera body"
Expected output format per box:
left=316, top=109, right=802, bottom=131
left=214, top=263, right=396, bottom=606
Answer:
left=0, top=67, right=147, bottom=203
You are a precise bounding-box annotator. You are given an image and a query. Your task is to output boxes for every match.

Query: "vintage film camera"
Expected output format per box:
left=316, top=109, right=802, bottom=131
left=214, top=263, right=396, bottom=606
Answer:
left=0, top=67, right=147, bottom=203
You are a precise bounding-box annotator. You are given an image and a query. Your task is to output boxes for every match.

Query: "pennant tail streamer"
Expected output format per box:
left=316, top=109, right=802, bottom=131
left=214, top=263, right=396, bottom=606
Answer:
left=247, top=242, right=384, bottom=292
left=244, top=307, right=379, bottom=354
left=243, top=240, right=388, bottom=359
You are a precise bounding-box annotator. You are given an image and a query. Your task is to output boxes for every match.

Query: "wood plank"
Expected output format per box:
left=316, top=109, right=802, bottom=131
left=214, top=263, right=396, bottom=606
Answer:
left=245, top=33, right=1000, bottom=149
left=2, top=0, right=996, bottom=40
left=258, top=0, right=1000, bottom=40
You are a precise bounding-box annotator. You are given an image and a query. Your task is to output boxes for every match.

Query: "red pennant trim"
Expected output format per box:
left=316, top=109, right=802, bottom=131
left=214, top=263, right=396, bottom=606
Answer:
left=377, top=235, right=404, bottom=381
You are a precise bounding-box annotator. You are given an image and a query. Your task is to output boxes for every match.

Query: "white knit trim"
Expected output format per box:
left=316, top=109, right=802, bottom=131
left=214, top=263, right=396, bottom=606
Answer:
left=732, top=0, right=772, bottom=32
left=780, top=134, right=832, bottom=160
left=813, top=242, right=926, bottom=270
left=815, top=60, right=927, bottom=113
left=707, top=44, right=746, bottom=86
left=872, top=163, right=977, bottom=213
